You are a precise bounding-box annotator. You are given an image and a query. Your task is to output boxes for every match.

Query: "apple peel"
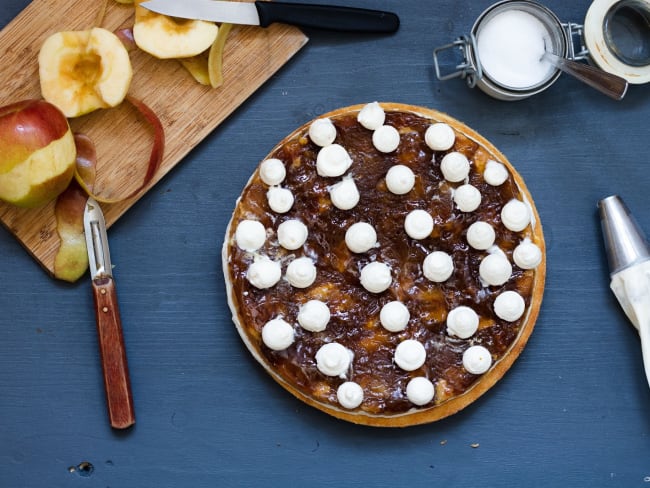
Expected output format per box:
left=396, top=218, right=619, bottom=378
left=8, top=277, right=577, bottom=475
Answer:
left=208, top=23, right=232, bottom=88
left=54, top=97, right=163, bottom=281
left=115, top=28, right=137, bottom=52
left=180, top=23, right=232, bottom=88
left=53, top=134, right=97, bottom=282
left=74, top=95, right=164, bottom=204
left=179, top=55, right=211, bottom=86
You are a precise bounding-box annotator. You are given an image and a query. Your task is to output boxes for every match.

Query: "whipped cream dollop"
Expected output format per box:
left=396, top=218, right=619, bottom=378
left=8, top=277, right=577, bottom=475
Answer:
left=423, top=251, right=454, bottom=282
left=404, top=209, right=434, bottom=240
left=329, top=176, right=360, bottom=210
left=345, top=222, right=377, bottom=253
left=425, top=122, right=455, bottom=151
left=394, top=339, right=427, bottom=371
left=337, top=381, right=364, bottom=409
left=479, top=252, right=512, bottom=286
left=380, top=300, right=410, bottom=332
left=453, top=184, right=482, bottom=212
left=513, top=238, right=542, bottom=269
left=463, top=345, right=492, bottom=374
left=235, top=219, right=266, bottom=252
left=277, top=219, right=308, bottom=250
left=446, top=305, right=479, bottom=339
left=406, top=377, right=435, bottom=406
left=267, top=186, right=294, bottom=213
left=246, top=257, right=282, bottom=289
left=309, top=118, right=337, bottom=147
left=440, top=152, right=470, bottom=182
left=261, top=317, right=295, bottom=351
left=483, top=160, right=508, bottom=186
left=259, top=158, right=286, bottom=186
left=317, top=143, right=353, bottom=177
left=357, top=101, right=385, bottom=130
left=297, top=299, right=330, bottom=332
left=360, top=261, right=392, bottom=293
left=285, top=257, right=317, bottom=288
left=501, top=199, right=531, bottom=232
left=494, top=290, right=525, bottom=321
left=373, top=125, right=400, bottom=153
left=316, top=342, right=352, bottom=377
left=466, top=221, right=496, bottom=250
left=385, top=164, right=415, bottom=195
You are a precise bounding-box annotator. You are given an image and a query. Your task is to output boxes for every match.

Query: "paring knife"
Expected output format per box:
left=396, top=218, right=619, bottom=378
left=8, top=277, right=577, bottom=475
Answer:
left=139, top=0, right=400, bottom=33
left=83, top=198, right=135, bottom=429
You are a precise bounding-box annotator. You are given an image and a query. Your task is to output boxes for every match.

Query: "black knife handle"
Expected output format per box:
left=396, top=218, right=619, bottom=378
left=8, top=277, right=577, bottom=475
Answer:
left=254, top=1, right=399, bottom=33
left=92, top=276, right=135, bottom=429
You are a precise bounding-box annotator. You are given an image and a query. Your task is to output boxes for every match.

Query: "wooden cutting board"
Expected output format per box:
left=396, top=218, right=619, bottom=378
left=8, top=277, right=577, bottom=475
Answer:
left=0, top=0, right=308, bottom=280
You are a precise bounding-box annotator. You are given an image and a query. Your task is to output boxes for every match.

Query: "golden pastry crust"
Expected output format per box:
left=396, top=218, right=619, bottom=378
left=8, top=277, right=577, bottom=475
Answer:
left=222, top=103, right=545, bottom=427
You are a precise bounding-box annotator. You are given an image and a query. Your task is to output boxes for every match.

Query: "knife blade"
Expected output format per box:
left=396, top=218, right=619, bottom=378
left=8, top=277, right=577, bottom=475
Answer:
left=139, top=0, right=400, bottom=33
left=83, top=197, right=135, bottom=429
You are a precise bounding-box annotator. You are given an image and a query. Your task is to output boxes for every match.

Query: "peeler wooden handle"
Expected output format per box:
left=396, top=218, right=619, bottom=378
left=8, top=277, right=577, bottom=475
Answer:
left=92, top=276, right=135, bottom=429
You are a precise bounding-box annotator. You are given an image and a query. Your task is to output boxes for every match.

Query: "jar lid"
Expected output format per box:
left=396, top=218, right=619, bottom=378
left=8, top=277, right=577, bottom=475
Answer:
left=584, top=0, right=650, bottom=84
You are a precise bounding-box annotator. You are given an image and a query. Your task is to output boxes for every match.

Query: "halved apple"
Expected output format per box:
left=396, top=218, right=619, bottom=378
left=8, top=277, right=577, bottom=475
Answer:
left=133, top=0, right=219, bottom=59
left=39, top=27, right=133, bottom=118
left=0, top=100, right=76, bottom=208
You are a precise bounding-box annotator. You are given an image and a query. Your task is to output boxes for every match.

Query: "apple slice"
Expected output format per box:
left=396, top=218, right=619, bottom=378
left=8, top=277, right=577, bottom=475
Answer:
left=180, top=23, right=233, bottom=87
left=0, top=99, right=76, bottom=208
left=133, top=0, right=219, bottom=59
left=54, top=182, right=90, bottom=282
left=39, top=27, right=133, bottom=118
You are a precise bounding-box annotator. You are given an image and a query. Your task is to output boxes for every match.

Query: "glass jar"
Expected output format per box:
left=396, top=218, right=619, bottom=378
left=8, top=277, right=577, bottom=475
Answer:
left=433, top=0, right=650, bottom=100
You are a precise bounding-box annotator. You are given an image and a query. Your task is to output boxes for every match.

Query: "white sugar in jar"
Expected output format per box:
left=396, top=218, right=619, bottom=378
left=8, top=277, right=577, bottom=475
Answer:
left=433, top=0, right=569, bottom=100
left=434, top=0, right=650, bottom=99
left=476, top=9, right=556, bottom=89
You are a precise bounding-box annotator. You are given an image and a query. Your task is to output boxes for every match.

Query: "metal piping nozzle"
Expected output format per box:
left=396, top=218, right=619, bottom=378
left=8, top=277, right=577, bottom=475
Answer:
left=598, top=195, right=650, bottom=276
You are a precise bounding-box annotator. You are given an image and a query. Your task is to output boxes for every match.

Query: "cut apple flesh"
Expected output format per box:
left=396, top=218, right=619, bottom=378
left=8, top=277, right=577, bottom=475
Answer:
left=0, top=130, right=76, bottom=207
left=133, top=0, right=218, bottom=59
left=39, top=27, right=133, bottom=118
left=54, top=182, right=90, bottom=282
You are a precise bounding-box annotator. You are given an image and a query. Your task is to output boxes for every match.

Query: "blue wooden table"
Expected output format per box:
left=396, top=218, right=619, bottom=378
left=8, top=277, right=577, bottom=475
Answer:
left=1, top=0, right=649, bottom=486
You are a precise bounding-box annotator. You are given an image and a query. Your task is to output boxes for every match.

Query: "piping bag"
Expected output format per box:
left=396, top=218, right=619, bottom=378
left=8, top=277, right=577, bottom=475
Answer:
left=599, top=195, right=650, bottom=389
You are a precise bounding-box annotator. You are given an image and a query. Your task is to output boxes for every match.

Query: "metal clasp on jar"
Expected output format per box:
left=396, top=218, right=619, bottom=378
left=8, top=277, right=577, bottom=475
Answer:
left=433, top=35, right=482, bottom=88
left=563, top=22, right=590, bottom=61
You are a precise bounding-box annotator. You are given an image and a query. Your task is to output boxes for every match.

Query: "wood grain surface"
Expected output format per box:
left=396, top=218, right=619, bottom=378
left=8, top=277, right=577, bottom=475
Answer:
left=0, top=0, right=307, bottom=280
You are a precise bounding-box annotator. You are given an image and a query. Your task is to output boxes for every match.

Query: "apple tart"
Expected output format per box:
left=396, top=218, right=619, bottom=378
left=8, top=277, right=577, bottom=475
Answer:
left=222, top=103, right=545, bottom=426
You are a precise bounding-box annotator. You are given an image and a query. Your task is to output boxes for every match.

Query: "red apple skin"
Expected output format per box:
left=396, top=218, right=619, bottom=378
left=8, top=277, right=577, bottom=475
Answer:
left=0, top=99, right=70, bottom=174
left=0, top=98, right=76, bottom=208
